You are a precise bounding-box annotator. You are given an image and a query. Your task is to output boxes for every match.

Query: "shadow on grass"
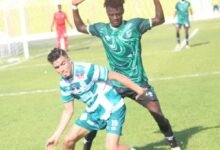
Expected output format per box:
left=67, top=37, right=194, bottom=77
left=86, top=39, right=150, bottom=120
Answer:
left=134, top=125, right=220, bottom=150
left=190, top=41, right=210, bottom=48
left=71, top=46, right=90, bottom=51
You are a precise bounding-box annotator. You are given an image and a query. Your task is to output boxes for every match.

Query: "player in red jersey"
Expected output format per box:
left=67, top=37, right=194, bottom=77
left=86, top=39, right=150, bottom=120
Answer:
left=51, top=4, right=73, bottom=50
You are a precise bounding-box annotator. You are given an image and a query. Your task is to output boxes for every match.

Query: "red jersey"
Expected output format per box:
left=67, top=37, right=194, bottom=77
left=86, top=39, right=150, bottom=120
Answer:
left=53, top=11, right=68, bottom=30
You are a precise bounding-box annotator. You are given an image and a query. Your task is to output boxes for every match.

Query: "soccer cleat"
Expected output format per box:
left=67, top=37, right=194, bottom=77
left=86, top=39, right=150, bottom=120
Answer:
left=175, top=44, right=181, bottom=51
left=185, top=45, right=190, bottom=49
left=171, top=146, right=181, bottom=150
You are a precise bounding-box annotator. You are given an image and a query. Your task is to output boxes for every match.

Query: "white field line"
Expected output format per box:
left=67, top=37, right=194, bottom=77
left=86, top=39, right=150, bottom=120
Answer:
left=0, top=89, right=58, bottom=97
left=174, top=28, right=199, bottom=52
left=0, top=71, right=220, bottom=97
left=0, top=52, right=49, bottom=70
left=0, top=63, right=49, bottom=71
left=150, top=71, right=220, bottom=81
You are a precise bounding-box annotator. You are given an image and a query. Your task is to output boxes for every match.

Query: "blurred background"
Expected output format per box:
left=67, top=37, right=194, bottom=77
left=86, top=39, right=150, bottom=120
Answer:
left=0, top=1, right=220, bottom=149
left=0, top=0, right=219, bottom=62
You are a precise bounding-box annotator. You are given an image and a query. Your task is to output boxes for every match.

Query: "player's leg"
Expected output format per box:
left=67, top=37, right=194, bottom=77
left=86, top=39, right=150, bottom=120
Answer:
left=56, top=29, right=63, bottom=49
left=106, top=103, right=131, bottom=150
left=63, top=124, right=89, bottom=150
left=115, top=86, right=180, bottom=149
left=146, top=101, right=179, bottom=148
left=83, top=130, right=97, bottom=150
left=57, top=34, right=61, bottom=48
left=64, top=35, right=68, bottom=50
left=176, top=24, right=181, bottom=45
left=140, top=87, right=180, bottom=149
left=184, top=26, right=190, bottom=47
left=63, top=30, right=68, bottom=50
left=106, top=133, right=131, bottom=150
left=60, top=33, right=66, bottom=50
left=75, top=111, right=101, bottom=150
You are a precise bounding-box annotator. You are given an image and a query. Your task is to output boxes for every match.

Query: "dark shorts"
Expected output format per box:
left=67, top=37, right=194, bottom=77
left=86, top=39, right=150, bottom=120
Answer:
left=114, top=84, right=158, bottom=107
left=176, top=22, right=190, bottom=29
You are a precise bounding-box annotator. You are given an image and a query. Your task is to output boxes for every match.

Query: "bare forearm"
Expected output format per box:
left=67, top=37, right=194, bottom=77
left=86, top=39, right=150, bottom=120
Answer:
left=108, top=72, right=145, bottom=95
left=72, top=9, right=88, bottom=33
left=53, top=109, right=73, bottom=138
left=152, top=0, right=165, bottom=26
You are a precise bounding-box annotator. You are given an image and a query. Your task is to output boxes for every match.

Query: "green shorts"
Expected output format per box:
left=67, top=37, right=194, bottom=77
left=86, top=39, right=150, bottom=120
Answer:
left=75, top=103, right=126, bottom=135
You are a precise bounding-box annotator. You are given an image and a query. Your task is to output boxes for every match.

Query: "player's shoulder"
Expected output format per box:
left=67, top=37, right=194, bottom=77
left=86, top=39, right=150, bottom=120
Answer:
left=186, top=0, right=191, bottom=5
left=126, top=18, right=150, bottom=26
left=60, top=77, right=70, bottom=88
left=129, top=18, right=149, bottom=22
left=74, top=62, right=94, bottom=72
left=75, top=62, right=91, bottom=68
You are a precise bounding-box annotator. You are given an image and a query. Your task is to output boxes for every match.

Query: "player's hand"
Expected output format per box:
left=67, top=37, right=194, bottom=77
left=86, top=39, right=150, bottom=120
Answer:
left=45, top=136, right=58, bottom=150
left=45, top=144, right=56, bottom=150
left=72, top=0, right=85, bottom=6
left=135, top=88, right=148, bottom=100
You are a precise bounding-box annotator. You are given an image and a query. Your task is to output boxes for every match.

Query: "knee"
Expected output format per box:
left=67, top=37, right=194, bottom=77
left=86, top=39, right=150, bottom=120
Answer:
left=105, top=143, right=117, bottom=150
left=63, top=137, right=75, bottom=149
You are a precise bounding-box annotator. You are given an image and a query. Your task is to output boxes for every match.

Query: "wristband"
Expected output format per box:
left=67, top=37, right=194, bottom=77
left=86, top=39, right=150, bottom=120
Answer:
left=72, top=5, right=78, bottom=10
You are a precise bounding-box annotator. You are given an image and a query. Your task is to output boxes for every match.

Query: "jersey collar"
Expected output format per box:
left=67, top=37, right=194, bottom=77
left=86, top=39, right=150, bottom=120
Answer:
left=109, top=21, right=125, bottom=30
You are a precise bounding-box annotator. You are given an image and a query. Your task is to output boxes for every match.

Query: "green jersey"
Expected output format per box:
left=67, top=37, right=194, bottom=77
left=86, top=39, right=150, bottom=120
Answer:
left=88, top=18, right=152, bottom=88
left=175, top=0, right=191, bottom=26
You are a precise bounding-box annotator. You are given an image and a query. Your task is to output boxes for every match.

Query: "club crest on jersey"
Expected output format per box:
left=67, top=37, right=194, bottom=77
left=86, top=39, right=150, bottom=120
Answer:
left=76, top=73, right=84, bottom=79
left=125, top=29, right=132, bottom=38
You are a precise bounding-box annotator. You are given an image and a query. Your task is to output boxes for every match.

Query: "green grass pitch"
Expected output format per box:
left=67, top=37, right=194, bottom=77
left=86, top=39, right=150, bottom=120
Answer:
left=0, top=18, right=220, bottom=150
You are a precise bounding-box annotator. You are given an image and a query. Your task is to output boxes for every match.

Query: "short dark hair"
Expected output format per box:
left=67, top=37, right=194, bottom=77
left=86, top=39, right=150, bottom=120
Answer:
left=47, top=48, right=68, bottom=63
left=104, top=0, right=125, bottom=8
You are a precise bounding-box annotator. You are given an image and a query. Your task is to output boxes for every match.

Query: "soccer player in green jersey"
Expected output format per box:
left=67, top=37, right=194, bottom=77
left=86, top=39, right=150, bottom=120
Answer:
left=45, top=48, right=146, bottom=150
left=174, top=0, right=193, bottom=49
left=72, top=0, right=181, bottom=149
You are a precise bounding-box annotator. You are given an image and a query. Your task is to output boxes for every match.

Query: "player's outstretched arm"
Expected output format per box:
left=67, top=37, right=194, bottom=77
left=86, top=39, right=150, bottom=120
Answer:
left=45, top=102, right=74, bottom=150
left=108, top=71, right=146, bottom=99
left=152, top=0, right=165, bottom=27
left=72, top=0, right=88, bottom=34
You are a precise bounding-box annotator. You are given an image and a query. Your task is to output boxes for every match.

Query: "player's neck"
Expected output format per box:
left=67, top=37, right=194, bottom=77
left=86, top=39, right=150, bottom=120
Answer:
left=110, top=21, right=124, bottom=30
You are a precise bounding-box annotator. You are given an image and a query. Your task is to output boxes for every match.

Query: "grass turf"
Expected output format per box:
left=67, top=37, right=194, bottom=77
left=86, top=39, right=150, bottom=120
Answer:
left=0, top=18, right=220, bottom=150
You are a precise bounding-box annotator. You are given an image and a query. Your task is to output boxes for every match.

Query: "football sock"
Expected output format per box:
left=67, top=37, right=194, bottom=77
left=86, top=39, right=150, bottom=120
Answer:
left=83, top=139, right=93, bottom=150
left=83, top=131, right=97, bottom=150
left=176, top=32, right=180, bottom=44
left=166, top=136, right=178, bottom=148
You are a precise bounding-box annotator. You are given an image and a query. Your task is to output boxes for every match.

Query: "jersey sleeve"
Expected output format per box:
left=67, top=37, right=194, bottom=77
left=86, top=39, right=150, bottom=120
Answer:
left=175, top=2, right=178, bottom=10
left=131, top=18, right=152, bottom=34
left=88, top=63, right=109, bottom=82
left=188, top=1, right=191, bottom=9
left=59, top=80, right=74, bottom=103
left=88, top=23, right=106, bottom=37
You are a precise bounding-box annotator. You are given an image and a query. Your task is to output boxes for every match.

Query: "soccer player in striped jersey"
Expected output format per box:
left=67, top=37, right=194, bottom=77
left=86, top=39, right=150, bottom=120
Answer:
left=45, top=48, right=146, bottom=150
left=72, top=0, right=181, bottom=149
left=174, top=0, right=193, bottom=48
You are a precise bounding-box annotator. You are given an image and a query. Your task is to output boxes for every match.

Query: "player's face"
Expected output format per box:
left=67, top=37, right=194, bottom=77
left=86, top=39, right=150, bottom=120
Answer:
left=58, top=5, right=62, bottom=11
left=106, top=6, right=124, bottom=27
left=52, top=55, right=72, bottom=78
